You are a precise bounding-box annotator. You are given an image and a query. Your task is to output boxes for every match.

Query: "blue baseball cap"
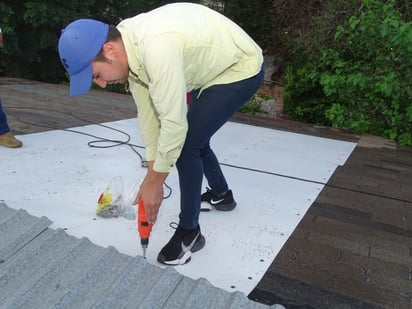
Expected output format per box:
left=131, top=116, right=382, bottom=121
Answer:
left=58, top=19, right=109, bottom=96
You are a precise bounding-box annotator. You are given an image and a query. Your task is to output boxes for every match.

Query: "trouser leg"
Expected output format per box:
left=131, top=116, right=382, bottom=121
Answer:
left=0, top=98, right=11, bottom=134
left=176, top=68, right=264, bottom=229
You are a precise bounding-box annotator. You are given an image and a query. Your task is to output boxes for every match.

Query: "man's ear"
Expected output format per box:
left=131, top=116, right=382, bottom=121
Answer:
left=102, top=42, right=115, bottom=58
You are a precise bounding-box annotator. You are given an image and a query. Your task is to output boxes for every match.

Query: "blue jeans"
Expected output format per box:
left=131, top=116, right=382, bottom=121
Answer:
left=0, top=98, right=11, bottom=135
left=176, top=67, right=264, bottom=229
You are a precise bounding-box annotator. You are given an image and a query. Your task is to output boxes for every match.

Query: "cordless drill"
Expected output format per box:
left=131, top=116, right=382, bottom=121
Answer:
left=137, top=199, right=153, bottom=258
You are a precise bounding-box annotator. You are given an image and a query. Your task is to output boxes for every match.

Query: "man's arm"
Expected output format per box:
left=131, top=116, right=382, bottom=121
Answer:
left=129, top=80, right=168, bottom=223
left=143, top=35, right=188, bottom=173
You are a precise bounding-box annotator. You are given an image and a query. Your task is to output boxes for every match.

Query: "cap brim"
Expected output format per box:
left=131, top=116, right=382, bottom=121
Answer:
left=69, top=62, right=93, bottom=96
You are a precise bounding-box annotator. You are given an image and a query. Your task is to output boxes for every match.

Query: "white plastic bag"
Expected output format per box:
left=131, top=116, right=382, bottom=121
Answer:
left=96, top=176, right=140, bottom=220
left=96, top=176, right=124, bottom=218
left=121, top=176, right=143, bottom=220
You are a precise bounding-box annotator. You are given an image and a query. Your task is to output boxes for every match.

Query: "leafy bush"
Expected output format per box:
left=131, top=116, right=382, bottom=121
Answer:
left=284, top=0, right=412, bottom=145
left=239, top=93, right=272, bottom=115
left=223, top=0, right=273, bottom=50
left=283, top=63, right=330, bottom=124
left=0, top=1, right=197, bottom=83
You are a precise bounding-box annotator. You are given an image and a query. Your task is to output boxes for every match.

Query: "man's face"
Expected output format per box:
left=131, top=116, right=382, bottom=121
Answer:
left=92, top=42, right=129, bottom=88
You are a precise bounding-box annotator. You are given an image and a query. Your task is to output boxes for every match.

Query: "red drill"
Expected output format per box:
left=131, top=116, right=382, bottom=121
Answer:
left=137, top=199, right=153, bottom=258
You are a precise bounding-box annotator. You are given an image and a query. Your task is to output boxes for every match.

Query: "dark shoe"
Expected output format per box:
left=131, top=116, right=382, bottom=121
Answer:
left=200, top=188, right=237, bottom=211
left=157, top=225, right=205, bottom=265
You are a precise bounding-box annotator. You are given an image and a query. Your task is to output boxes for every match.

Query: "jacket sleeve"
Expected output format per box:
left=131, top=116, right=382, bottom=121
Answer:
left=141, top=34, right=188, bottom=173
left=128, top=34, right=188, bottom=173
left=128, top=79, right=160, bottom=166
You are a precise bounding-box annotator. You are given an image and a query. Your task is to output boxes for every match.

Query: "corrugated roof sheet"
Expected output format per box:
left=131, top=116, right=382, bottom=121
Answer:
left=0, top=202, right=283, bottom=309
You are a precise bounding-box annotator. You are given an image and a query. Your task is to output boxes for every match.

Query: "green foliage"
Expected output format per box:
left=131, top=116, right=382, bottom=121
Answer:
left=223, top=0, right=273, bottom=49
left=284, top=0, right=412, bottom=145
left=1, top=0, right=94, bottom=81
left=1, top=0, right=411, bottom=145
left=0, top=1, right=198, bottom=83
left=283, top=63, right=330, bottom=124
left=239, top=93, right=271, bottom=115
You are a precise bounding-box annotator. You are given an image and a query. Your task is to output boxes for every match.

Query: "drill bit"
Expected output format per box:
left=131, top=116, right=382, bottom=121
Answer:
left=141, top=242, right=148, bottom=259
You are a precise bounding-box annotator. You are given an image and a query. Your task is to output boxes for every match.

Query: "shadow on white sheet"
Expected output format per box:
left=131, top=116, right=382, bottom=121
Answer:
left=0, top=118, right=356, bottom=294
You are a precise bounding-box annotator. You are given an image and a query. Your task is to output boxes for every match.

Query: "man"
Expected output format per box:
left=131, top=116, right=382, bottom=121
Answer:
left=0, top=27, right=23, bottom=148
left=58, top=2, right=264, bottom=265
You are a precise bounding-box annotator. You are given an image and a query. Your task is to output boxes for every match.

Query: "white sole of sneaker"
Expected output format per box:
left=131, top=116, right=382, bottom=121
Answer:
left=200, top=201, right=212, bottom=211
left=162, top=251, right=192, bottom=265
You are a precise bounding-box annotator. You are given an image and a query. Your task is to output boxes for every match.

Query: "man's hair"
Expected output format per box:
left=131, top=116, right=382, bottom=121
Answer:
left=94, top=25, right=121, bottom=62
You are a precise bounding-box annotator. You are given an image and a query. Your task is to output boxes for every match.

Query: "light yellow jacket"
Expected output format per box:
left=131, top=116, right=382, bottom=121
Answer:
left=117, top=3, right=263, bottom=173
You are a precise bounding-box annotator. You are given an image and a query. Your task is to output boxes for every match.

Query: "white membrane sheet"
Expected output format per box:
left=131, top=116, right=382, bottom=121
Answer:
left=0, top=118, right=356, bottom=294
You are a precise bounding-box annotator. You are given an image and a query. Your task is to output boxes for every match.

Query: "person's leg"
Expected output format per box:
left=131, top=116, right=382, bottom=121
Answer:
left=177, top=67, right=264, bottom=229
left=0, top=98, right=23, bottom=148
left=0, top=98, right=11, bottom=134
left=157, top=68, right=264, bottom=265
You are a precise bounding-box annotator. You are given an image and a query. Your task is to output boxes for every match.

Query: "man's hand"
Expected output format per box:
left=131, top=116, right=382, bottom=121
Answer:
left=135, top=161, right=168, bottom=224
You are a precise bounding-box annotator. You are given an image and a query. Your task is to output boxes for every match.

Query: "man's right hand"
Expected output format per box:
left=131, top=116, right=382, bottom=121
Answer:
left=134, top=161, right=169, bottom=224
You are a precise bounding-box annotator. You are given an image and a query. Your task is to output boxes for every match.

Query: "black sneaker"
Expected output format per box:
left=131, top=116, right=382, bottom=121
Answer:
left=200, top=188, right=237, bottom=211
left=157, top=224, right=205, bottom=265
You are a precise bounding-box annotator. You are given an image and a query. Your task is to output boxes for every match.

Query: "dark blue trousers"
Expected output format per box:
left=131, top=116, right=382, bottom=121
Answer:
left=0, top=98, right=11, bottom=134
left=176, top=67, right=264, bottom=229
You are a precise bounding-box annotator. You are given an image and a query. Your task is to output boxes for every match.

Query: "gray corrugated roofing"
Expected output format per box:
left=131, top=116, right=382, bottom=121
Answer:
left=0, top=202, right=283, bottom=309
